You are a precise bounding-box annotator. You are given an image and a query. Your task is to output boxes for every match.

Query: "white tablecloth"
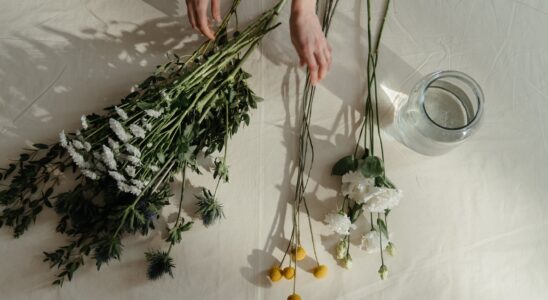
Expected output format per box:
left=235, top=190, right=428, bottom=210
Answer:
left=1, top=0, right=547, bottom=299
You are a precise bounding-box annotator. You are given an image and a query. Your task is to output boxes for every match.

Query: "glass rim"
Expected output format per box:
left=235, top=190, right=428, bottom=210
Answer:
left=418, top=70, right=485, bottom=132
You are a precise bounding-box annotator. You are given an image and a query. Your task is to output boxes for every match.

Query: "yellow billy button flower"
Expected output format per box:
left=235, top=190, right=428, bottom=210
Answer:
left=269, top=266, right=282, bottom=282
left=292, top=246, right=306, bottom=261
left=283, top=266, right=295, bottom=279
left=287, top=293, right=301, bottom=300
left=313, top=265, right=328, bottom=279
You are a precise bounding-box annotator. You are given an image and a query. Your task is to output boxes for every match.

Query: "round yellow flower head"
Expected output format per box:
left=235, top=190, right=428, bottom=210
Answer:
left=292, top=246, right=306, bottom=261
left=269, top=266, right=282, bottom=282
left=287, top=293, right=301, bottom=300
left=313, top=265, right=328, bottom=279
left=282, top=266, right=295, bottom=279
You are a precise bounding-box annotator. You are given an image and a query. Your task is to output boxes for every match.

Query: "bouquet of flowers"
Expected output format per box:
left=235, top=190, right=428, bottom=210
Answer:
left=326, top=0, right=401, bottom=279
left=0, top=0, right=287, bottom=286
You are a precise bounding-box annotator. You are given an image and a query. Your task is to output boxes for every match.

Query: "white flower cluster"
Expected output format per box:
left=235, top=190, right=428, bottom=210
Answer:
left=341, top=171, right=402, bottom=213
left=324, top=212, right=356, bottom=235
left=57, top=106, right=156, bottom=196
left=361, top=230, right=391, bottom=254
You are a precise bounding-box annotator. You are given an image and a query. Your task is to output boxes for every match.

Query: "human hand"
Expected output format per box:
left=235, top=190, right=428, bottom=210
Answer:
left=186, top=0, right=222, bottom=40
left=290, top=0, right=332, bottom=85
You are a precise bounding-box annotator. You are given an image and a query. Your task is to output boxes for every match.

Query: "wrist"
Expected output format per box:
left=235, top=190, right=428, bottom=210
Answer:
left=291, top=0, right=315, bottom=15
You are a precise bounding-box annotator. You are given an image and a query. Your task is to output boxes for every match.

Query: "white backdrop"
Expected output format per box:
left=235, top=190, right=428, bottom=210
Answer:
left=1, top=0, right=547, bottom=299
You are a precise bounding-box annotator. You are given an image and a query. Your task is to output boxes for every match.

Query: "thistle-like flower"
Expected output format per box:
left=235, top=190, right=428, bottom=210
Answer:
left=145, top=250, right=174, bottom=280
left=195, top=189, right=224, bottom=227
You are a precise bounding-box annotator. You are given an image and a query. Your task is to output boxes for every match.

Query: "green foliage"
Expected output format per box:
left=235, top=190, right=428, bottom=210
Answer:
left=166, top=218, right=193, bottom=245
left=195, top=189, right=225, bottom=227
left=359, top=156, right=384, bottom=178
left=331, top=155, right=358, bottom=176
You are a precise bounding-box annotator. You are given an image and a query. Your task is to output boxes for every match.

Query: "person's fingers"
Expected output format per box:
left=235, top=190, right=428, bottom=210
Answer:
left=211, top=0, right=221, bottom=22
left=196, top=0, right=215, bottom=39
left=314, top=49, right=328, bottom=83
left=186, top=0, right=197, bottom=29
left=303, top=47, right=318, bottom=85
left=325, top=43, right=333, bottom=71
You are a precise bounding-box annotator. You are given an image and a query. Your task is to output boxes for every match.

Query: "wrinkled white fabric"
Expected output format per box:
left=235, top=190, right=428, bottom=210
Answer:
left=1, top=0, right=547, bottom=299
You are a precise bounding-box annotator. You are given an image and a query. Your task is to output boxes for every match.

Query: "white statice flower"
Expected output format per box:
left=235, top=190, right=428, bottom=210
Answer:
left=102, top=145, right=117, bottom=170
left=109, top=118, right=132, bottom=142
left=114, top=106, right=129, bottom=120
left=117, top=181, right=131, bottom=193
left=72, top=140, right=85, bottom=150
left=126, top=155, right=141, bottom=165
left=341, top=171, right=376, bottom=203
left=149, top=165, right=160, bottom=172
left=128, top=186, right=142, bottom=196
left=67, top=145, right=88, bottom=169
left=324, top=212, right=356, bottom=235
left=108, top=137, right=120, bottom=151
left=147, top=143, right=153, bottom=148
left=81, top=115, right=89, bottom=130
left=145, top=108, right=163, bottom=118
left=363, top=187, right=403, bottom=213
left=82, top=169, right=99, bottom=180
left=59, top=130, right=68, bottom=148
left=129, top=124, right=146, bottom=139
left=76, top=129, right=82, bottom=137
left=125, top=144, right=141, bottom=158
left=83, top=141, right=92, bottom=152
left=108, top=170, right=126, bottom=182
left=95, top=161, right=107, bottom=173
left=125, top=165, right=136, bottom=178
left=131, top=179, right=146, bottom=189
left=361, top=230, right=390, bottom=254
left=143, top=122, right=152, bottom=131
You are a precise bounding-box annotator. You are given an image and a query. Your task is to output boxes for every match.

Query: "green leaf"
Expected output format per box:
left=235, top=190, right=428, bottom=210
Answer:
left=20, top=153, right=30, bottom=161
left=376, top=218, right=389, bottom=239
left=331, top=155, right=358, bottom=176
left=33, top=143, right=49, bottom=149
left=359, top=156, right=384, bottom=178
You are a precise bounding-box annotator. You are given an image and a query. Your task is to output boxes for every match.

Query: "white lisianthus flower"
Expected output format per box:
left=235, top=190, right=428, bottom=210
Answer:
left=324, top=212, right=356, bottom=235
left=108, top=170, right=126, bottom=182
left=72, top=140, right=85, bottom=150
left=145, top=108, right=163, bottom=118
left=341, top=171, right=376, bottom=203
left=82, top=169, right=99, bottom=180
left=67, top=145, right=88, bottom=169
left=363, top=187, right=402, bottom=213
left=114, top=106, right=129, bottom=120
left=102, top=145, right=117, bottom=170
left=125, top=165, right=136, bottom=178
left=361, top=230, right=390, bottom=254
left=109, top=118, right=132, bottom=142
left=81, top=115, right=89, bottom=129
left=125, top=144, right=141, bottom=158
left=129, top=124, right=146, bottom=139
left=59, top=130, right=68, bottom=148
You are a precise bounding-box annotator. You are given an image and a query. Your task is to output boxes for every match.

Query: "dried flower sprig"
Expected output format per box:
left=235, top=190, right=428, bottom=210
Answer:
left=0, top=0, right=288, bottom=286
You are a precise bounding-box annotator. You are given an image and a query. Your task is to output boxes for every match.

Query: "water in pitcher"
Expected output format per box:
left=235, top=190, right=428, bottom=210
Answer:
left=398, top=77, right=478, bottom=156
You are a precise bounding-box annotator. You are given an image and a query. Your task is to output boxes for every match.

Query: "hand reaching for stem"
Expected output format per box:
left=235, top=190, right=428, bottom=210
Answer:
left=290, top=0, right=332, bottom=85
left=186, top=0, right=222, bottom=40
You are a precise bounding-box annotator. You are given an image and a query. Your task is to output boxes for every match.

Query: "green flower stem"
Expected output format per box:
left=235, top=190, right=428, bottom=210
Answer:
left=168, top=166, right=186, bottom=253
